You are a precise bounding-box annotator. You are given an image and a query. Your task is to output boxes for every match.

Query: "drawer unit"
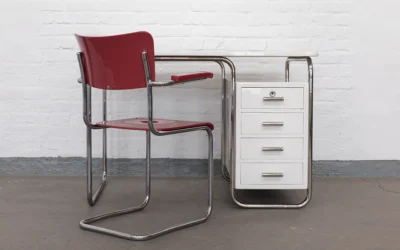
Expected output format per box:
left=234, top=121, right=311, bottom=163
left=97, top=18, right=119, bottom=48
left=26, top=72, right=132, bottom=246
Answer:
left=240, top=162, right=304, bottom=188
left=235, top=82, right=309, bottom=190
left=241, top=87, right=304, bottom=109
left=241, top=112, right=304, bottom=135
left=240, top=138, right=304, bottom=160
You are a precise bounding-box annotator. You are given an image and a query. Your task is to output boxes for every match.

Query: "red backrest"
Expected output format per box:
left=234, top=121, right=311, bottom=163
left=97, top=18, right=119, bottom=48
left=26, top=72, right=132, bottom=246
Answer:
left=75, top=31, right=155, bottom=90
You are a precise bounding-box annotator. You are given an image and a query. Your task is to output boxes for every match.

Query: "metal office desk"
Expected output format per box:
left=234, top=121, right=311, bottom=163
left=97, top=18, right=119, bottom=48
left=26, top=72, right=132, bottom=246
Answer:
left=155, top=52, right=318, bottom=208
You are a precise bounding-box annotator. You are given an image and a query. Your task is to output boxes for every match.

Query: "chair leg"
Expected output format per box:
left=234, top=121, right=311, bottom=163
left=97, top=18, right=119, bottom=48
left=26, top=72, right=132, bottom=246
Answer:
left=87, top=127, right=108, bottom=206
left=79, top=128, right=214, bottom=241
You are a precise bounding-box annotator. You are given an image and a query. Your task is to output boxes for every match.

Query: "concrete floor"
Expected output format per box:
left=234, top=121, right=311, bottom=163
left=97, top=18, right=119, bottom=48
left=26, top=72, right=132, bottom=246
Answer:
left=0, top=175, right=399, bottom=250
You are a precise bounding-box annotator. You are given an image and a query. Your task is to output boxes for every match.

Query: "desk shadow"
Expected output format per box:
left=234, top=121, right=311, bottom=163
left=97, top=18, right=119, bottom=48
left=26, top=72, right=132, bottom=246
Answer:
left=234, top=189, right=307, bottom=205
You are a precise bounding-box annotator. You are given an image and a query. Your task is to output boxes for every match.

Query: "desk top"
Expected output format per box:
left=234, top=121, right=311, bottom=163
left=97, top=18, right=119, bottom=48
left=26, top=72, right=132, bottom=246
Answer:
left=156, top=51, right=318, bottom=58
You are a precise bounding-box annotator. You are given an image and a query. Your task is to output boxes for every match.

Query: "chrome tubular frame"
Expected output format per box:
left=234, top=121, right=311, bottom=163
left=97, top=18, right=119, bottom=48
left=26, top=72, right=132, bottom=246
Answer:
left=77, top=53, right=108, bottom=206
left=216, top=61, right=231, bottom=181
left=154, top=56, right=236, bottom=181
left=78, top=52, right=215, bottom=241
left=230, top=56, right=314, bottom=209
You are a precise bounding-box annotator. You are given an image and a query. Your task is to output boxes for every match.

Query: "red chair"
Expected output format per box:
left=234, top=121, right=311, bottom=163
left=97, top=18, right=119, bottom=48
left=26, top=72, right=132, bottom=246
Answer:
left=75, top=31, right=214, bottom=241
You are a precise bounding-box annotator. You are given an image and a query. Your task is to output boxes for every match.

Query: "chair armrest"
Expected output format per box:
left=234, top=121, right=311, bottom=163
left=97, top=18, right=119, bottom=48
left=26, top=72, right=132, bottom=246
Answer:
left=171, top=72, right=213, bottom=82
left=150, top=71, right=213, bottom=87
left=146, top=71, right=213, bottom=134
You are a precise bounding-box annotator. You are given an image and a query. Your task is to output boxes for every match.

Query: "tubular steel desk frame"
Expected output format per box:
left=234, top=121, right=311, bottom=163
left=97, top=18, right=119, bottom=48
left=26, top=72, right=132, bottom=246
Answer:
left=155, top=52, right=317, bottom=208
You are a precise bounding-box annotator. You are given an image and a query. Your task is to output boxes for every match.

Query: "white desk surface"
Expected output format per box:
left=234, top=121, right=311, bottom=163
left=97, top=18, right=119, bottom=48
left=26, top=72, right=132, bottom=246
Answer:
left=156, top=51, right=318, bottom=57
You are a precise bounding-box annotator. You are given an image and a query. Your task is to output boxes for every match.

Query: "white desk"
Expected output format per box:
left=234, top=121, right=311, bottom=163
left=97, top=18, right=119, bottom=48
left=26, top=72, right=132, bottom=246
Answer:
left=155, top=52, right=317, bottom=208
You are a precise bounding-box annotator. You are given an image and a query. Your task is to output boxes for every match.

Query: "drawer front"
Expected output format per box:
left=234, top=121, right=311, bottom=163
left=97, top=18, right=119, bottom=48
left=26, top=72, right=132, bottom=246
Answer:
left=240, top=138, right=304, bottom=160
left=241, top=112, right=303, bottom=135
left=241, top=87, right=303, bottom=109
left=240, top=162, right=303, bottom=185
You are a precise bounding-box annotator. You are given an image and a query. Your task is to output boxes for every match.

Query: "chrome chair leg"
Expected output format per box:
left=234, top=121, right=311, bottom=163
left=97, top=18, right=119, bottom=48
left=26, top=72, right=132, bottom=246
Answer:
left=86, top=86, right=108, bottom=206
left=79, top=128, right=213, bottom=241
left=86, top=127, right=108, bottom=206
left=78, top=53, right=109, bottom=206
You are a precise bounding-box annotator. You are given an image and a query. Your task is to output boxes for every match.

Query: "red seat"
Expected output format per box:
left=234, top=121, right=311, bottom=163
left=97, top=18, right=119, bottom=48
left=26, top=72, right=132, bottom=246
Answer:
left=95, top=117, right=214, bottom=131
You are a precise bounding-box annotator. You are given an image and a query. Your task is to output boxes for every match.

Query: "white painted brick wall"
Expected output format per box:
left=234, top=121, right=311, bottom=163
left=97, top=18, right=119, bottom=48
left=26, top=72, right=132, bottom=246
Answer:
left=1, top=0, right=397, bottom=160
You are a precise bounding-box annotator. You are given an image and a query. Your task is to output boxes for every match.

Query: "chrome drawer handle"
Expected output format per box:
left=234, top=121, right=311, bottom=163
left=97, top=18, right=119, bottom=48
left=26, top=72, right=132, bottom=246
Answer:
left=263, top=96, right=284, bottom=101
left=262, top=122, right=284, bottom=126
left=262, top=147, right=284, bottom=152
left=262, top=173, right=284, bottom=178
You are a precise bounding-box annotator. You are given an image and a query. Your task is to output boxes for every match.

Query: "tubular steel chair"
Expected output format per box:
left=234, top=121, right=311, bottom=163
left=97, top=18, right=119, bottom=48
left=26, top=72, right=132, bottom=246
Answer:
left=75, top=31, right=214, bottom=241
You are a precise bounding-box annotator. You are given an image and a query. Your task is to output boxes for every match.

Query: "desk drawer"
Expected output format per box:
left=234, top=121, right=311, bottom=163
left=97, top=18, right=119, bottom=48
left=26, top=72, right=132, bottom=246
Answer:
left=241, top=87, right=303, bottom=109
left=240, top=162, right=303, bottom=185
left=241, top=112, right=303, bottom=135
left=240, top=138, right=303, bottom=160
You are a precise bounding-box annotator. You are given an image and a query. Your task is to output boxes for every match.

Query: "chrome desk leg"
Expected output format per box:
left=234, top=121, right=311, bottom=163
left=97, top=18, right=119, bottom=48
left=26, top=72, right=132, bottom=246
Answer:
left=217, top=59, right=236, bottom=182
left=230, top=56, right=313, bottom=208
left=285, top=58, right=291, bottom=82
left=217, top=61, right=230, bottom=182
left=154, top=56, right=236, bottom=182
left=79, top=127, right=213, bottom=241
left=226, top=59, right=236, bottom=182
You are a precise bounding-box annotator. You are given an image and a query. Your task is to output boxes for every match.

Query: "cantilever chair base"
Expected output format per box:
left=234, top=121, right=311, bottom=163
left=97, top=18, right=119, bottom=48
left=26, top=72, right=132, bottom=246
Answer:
left=79, top=198, right=212, bottom=241
left=79, top=128, right=214, bottom=241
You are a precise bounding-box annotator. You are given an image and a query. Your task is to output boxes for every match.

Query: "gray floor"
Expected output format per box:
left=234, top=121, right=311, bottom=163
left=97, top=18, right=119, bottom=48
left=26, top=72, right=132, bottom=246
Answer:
left=0, top=175, right=399, bottom=250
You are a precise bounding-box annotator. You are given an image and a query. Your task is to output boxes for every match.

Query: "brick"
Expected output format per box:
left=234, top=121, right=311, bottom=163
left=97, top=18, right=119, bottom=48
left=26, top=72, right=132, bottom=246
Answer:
left=269, top=2, right=311, bottom=13
left=310, top=2, right=351, bottom=13
left=203, top=38, right=225, bottom=50
left=312, top=14, right=350, bottom=26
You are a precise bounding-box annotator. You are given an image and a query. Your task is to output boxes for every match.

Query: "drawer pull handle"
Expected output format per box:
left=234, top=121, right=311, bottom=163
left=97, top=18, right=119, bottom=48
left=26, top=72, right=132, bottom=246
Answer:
left=262, top=147, right=284, bottom=152
left=262, top=122, right=284, bottom=126
left=262, top=173, right=284, bottom=178
left=263, top=96, right=284, bottom=101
